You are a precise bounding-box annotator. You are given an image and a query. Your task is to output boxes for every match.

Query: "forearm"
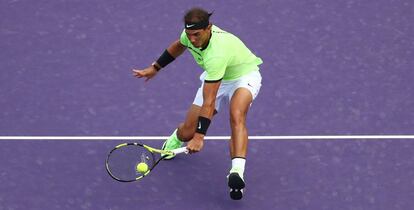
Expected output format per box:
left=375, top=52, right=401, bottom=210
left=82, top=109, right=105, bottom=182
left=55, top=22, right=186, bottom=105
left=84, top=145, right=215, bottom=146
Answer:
left=187, top=79, right=219, bottom=152
left=153, top=40, right=186, bottom=70
left=195, top=80, right=220, bottom=136
left=199, top=101, right=216, bottom=120
left=191, top=103, right=214, bottom=139
left=167, top=40, right=186, bottom=58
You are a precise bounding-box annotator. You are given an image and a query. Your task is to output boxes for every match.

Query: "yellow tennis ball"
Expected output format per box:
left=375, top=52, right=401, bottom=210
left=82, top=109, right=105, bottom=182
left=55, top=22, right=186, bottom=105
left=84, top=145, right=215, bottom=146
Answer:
left=136, top=162, right=149, bottom=173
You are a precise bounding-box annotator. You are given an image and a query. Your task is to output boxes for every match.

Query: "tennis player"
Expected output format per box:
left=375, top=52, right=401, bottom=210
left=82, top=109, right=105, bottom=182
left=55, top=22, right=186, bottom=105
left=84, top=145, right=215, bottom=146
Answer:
left=132, top=7, right=262, bottom=200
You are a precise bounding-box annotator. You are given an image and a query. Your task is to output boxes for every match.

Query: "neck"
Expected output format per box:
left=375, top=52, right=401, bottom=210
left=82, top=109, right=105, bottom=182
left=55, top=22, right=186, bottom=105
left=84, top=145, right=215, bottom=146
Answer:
left=200, top=31, right=212, bottom=51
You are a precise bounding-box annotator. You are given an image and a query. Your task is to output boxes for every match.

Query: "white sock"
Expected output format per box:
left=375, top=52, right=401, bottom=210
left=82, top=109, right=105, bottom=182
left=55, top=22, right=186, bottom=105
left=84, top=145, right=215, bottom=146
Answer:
left=230, top=158, right=246, bottom=176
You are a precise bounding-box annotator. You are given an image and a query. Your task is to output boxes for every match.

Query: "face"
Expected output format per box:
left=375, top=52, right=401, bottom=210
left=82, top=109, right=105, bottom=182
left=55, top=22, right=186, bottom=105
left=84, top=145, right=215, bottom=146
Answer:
left=185, top=25, right=211, bottom=48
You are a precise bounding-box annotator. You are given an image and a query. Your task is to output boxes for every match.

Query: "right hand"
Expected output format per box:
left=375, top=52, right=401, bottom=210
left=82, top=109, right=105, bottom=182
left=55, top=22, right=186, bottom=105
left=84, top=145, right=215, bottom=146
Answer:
left=132, top=65, right=158, bottom=82
left=186, top=133, right=205, bottom=154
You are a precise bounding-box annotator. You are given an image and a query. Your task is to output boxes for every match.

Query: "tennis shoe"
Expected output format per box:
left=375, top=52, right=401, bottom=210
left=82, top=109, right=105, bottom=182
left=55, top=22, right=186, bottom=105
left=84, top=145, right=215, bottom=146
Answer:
left=227, top=169, right=245, bottom=200
left=161, top=136, right=183, bottom=160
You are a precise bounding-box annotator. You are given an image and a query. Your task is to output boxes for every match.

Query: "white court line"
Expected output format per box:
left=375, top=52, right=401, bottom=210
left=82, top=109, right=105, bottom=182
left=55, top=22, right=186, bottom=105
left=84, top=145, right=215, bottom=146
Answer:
left=0, top=135, right=414, bottom=140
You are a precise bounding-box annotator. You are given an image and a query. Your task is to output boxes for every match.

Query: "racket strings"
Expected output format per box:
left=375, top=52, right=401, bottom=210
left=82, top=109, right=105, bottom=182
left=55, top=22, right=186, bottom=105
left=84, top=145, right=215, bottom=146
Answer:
left=106, top=145, right=156, bottom=181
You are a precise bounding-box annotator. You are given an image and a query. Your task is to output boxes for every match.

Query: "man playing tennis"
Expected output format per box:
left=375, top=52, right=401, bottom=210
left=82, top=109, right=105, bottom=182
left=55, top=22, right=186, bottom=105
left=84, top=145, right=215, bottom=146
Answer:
left=132, top=7, right=262, bottom=200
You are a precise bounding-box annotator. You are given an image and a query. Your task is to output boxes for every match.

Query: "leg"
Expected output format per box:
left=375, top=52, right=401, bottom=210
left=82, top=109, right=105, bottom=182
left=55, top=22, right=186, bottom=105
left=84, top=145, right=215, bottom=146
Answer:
left=227, top=87, right=252, bottom=200
left=229, top=88, right=253, bottom=158
left=226, top=71, right=262, bottom=200
left=162, top=77, right=221, bottom=159
left=177, top=104, right=218, bottom=141
left=176, top=104, right=201, bottom=142
left=163, top=80, right=221, bottom=158
left=161, top=104, right=201, bottom=159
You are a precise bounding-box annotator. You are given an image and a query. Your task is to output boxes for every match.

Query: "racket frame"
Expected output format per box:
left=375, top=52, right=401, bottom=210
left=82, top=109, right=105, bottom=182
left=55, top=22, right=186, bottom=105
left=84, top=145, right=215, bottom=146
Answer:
left=105, top=142, right=187, bottom=182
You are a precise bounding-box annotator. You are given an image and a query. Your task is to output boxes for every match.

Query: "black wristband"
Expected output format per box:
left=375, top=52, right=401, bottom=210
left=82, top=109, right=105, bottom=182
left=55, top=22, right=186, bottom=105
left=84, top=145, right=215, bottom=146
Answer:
left=156, top=49, right=175, bottom=68
left=195, top=116, right=211, bottom=135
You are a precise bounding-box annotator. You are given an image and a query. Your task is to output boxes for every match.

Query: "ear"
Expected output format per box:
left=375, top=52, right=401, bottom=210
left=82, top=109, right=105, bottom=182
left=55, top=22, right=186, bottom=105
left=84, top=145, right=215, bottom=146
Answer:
left=207, top=23, right=212, bottom=30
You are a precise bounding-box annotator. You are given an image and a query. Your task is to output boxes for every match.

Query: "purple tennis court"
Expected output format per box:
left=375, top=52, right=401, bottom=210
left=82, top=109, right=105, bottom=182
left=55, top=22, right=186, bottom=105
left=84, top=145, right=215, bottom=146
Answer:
left=1, top=0, right=413, bottom=209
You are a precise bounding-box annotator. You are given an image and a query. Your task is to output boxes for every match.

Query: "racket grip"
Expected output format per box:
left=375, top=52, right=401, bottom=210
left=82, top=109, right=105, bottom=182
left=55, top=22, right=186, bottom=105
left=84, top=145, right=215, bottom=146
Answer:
left=171, top=147, right=189, bottom=155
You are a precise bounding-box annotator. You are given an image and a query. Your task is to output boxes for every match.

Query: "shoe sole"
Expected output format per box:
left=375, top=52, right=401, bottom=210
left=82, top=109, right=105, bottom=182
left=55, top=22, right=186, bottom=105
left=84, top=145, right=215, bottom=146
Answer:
left=228, top=172, right=245, bottom=200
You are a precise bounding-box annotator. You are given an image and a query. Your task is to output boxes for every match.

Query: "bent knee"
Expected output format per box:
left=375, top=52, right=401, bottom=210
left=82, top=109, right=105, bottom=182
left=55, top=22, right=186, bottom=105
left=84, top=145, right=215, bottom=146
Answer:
left=177, top=124, right=195, bottom=142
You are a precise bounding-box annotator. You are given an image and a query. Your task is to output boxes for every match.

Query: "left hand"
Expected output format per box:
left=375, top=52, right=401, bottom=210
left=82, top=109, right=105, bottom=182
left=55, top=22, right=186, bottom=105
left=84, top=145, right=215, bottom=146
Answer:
left=187, top=133, right=204, bottom=154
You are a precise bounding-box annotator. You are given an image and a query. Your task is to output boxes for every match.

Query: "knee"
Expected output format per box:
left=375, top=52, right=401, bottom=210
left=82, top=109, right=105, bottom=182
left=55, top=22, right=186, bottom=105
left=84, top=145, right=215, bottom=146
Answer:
left=230, top=110, right=246, bottom=127
left=177, top=123, right=195, bottom=142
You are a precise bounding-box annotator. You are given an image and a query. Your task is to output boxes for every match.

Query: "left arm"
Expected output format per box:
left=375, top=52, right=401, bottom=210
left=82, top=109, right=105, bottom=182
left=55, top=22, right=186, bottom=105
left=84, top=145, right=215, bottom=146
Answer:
left=187, top=80, right=221, bottom=153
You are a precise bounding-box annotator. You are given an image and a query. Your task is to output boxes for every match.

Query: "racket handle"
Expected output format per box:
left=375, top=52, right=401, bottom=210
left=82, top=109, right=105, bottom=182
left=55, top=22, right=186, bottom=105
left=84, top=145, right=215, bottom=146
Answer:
left=171, top=147, right=189, bottom=155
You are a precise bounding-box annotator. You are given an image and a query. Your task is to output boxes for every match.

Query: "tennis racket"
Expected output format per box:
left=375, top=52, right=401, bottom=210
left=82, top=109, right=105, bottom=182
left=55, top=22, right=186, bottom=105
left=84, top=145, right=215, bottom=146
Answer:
left=105, top=142, right=188, bottom=182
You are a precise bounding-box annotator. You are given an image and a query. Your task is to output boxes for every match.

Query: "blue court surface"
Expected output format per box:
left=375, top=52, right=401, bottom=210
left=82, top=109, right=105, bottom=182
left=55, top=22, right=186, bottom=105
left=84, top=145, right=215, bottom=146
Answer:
left=1, top=0, right=413, bottom=209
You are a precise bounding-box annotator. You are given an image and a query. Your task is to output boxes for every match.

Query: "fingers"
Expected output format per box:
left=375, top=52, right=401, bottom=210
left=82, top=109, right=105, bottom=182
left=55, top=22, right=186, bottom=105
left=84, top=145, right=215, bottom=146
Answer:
left=132, top=69, right=152, bottom=82
left=188, top=149, right=201, bottom=154
left=132, top=69, right=144, bottom=78
left=186, top=143, right=203, bottom=154
left=187, top=147, right=197, bottom=154
left=132, top=68, right=157, bottom=82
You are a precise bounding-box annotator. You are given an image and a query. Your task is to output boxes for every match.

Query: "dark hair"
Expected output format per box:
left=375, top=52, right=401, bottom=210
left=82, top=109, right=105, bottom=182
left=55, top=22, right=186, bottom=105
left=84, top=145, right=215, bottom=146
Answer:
left=183, top=7, right=212, bottom=23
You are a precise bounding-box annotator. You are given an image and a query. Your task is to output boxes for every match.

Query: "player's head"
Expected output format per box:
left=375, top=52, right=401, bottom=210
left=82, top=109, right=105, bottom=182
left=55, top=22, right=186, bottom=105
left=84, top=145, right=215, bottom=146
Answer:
left=183, top=7, right=213, bottom=48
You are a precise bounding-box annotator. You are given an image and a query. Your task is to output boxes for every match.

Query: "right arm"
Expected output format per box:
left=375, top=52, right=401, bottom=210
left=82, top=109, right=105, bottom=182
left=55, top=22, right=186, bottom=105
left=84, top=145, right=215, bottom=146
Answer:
left=166, top=40, right=186, bottom=60
left=132, top=40, right=186, bottom=81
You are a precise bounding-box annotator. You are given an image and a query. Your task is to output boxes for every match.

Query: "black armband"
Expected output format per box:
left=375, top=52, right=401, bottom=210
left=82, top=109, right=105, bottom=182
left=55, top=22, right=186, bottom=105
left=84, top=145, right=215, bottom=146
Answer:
left=195, top=116, right=211, bottom=135
left=156, top=49, right=175, bottom=68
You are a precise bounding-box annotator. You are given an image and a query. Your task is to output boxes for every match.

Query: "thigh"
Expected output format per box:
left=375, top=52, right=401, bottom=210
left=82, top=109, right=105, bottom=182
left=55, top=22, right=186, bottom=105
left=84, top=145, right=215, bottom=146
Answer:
left=229, top=70, right=262, bottom=102
left=193, top=83, right=228, bottom=113
left=229, top=71, right=262, bottom=119
left=229, top=88, right=252, bottom=119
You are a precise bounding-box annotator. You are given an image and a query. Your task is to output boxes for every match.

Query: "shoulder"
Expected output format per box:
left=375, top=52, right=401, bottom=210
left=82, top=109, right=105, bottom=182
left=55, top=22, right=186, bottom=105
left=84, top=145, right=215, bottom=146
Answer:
left=211, top=25, right=234, bottom=40
left=179, top=29, right=189, bottom=46
left=210, top=25, right=241, bottom=49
